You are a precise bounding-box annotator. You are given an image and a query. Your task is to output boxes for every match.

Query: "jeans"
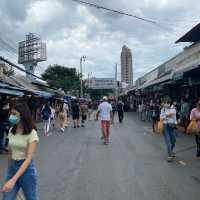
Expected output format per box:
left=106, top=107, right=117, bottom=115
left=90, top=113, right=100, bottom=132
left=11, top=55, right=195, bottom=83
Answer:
left=195, top=135, right=200, bottom=155
left=44, top=118, right=51, bottom=134
left=2, top=160, right=39, bottom=200
left=163, top=124, right=176, bottom=157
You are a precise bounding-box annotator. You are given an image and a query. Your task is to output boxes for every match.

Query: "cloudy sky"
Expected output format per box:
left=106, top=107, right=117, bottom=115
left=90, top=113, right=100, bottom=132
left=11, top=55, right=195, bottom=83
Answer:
left=0, top=0, right=199, bottom=80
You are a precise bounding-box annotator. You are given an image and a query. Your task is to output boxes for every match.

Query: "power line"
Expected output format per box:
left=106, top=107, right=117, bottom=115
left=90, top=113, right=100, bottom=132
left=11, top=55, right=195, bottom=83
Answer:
left=0, top=37, right=17, bottom=54
left=0, top=56, right=43, bottom=81
left=71, top=0, right=172, bottom=32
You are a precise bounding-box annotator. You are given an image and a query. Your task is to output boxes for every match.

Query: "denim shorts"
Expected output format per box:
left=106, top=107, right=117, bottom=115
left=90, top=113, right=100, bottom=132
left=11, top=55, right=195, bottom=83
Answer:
left=2, top=159, right=39, bottom=200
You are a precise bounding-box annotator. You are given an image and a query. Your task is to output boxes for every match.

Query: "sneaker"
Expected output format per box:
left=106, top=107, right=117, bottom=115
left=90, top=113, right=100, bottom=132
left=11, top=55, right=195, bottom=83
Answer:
left=60, top=128, right=65, bottom=132
left=171, top=152, right=176, bottom=158
left=167, top=156, right=173, bottom=162
left=196, top=152, right=200, bottom=157
left=100, top=136, right=104, bottom=140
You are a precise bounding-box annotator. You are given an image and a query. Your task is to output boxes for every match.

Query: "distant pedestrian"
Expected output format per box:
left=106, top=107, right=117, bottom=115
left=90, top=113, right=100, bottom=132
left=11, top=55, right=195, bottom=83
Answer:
left=111, top=102, right=117, bottom=122
left=160, top=97, right=177, bottom=162
left=63, top=100, right=69, bottom=128
left=80, top=101, right=88, bottom=127
left=96, top=96, right=113, bottom=145
left=180, top=97, right=190, bottom=132
left=117, top=100, right=124, bottom=123
left=58, top=105, right=67, bottom=132
left=88, top=102, right=93, bottom=120
left=41, top=102, right=51, bottom=136
left=1, top=101, right=39, bottom=200
left=50, top=105, right=56, bottom=132
left=0, top=98, right=10, bottom=154
left=138, top=102, right=143, bottom=120
left=189, top=100, right=200, bottom=157
left=151, top=102, right=160, bottom=133
left=71, top=99, right=80, bottom=128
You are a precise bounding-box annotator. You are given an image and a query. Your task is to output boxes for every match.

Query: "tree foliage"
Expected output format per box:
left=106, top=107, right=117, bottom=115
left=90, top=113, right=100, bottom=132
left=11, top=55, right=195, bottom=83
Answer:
left=87, top=89, right=113, bottom=100
left=42, top=64, right=81, bottom=93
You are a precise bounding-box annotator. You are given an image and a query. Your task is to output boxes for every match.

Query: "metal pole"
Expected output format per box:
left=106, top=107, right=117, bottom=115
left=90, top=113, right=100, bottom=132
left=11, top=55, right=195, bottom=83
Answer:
left=80, top=57, right=83, bottom=98
left=115, top=64, right=118, bottom=101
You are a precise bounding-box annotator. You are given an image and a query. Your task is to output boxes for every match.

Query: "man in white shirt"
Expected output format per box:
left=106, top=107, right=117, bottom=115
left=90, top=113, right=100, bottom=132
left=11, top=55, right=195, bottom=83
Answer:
left=96, top=96, right=113, bottom=145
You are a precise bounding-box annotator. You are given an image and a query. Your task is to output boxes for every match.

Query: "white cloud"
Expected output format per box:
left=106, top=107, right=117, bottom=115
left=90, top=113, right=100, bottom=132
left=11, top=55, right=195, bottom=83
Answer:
left=0, top=0, right=199, bottom=81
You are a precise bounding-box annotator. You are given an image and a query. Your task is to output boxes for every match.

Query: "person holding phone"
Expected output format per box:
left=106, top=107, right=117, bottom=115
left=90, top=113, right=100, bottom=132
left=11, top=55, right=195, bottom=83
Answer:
left=160, top=97, right=177, bottom=162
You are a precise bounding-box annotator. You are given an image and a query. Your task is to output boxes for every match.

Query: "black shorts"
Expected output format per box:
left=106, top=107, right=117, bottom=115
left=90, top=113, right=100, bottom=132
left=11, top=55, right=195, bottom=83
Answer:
left=82, top=115, right=87, bottom=121
left=72, top=113, right=80, bottom=120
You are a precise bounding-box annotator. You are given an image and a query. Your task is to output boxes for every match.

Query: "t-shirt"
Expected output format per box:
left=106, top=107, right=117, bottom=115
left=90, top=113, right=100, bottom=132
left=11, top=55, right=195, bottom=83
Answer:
left=80, top=104, right=88, bottom=115
left=160, top=107, right=177, bottom=124
left=72, top=103, right=80, bottom=115
left=190, top=108, right=200, bottom=129
left=8, top=129, right=39, bottom=160
left=98, top=102, right=112, bottom=121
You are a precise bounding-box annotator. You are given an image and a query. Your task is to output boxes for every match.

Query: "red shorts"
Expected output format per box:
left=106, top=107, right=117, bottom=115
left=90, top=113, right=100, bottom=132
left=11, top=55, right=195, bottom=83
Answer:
left=101, top=120, right=110, bottom=131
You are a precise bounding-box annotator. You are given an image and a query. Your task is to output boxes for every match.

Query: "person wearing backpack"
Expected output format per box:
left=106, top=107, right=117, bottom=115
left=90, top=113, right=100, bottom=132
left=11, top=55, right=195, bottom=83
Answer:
left=41, top=102, right=51, bottom=136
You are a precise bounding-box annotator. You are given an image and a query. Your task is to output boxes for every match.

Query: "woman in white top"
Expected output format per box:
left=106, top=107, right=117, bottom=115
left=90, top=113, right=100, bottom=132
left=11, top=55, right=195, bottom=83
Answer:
left=160, top=97, right=177, bottom=162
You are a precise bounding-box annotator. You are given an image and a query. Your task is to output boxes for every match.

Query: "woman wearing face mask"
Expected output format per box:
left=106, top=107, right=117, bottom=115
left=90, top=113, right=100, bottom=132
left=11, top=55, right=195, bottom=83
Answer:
left=1, top=101, right=39, bottom=200
left=160, top=97, right=177, bottom=162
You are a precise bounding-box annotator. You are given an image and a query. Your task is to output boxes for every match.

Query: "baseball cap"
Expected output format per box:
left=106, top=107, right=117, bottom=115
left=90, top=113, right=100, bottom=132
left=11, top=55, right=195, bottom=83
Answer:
left=103, top=96, right=108, bottom=101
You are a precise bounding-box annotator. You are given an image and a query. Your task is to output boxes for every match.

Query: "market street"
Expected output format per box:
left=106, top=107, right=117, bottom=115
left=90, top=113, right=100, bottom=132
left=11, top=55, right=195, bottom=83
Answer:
left=1, top=113, right=200, bottom=200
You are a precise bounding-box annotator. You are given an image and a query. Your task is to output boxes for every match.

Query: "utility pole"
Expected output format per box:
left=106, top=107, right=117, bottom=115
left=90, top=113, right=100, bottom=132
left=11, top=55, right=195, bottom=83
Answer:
left=80, top=56, right=86, bottom=98
left=115, top=63, right=118, bottom=101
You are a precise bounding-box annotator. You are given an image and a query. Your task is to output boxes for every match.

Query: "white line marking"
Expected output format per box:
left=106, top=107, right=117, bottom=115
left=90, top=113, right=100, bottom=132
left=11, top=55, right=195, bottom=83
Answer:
left=178, top=161, right=187, bottom=166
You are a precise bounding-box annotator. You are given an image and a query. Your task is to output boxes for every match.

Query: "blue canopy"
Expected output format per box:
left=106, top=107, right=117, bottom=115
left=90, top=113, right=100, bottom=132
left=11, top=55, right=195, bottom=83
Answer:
left=33, top=91, right=54, bottom=98
left=0, top=88, right=24, bottom=96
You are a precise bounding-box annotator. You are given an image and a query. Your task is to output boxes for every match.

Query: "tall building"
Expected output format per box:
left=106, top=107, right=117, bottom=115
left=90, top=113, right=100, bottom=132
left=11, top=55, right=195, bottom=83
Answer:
left=121, top=45, right=133, bottom=85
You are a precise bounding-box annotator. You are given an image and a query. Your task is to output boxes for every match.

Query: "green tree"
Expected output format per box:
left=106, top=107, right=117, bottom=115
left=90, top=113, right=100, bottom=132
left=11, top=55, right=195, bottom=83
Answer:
left=87, top=89, right=113, bottom=100
left=42, top=64, right=81, bottom=94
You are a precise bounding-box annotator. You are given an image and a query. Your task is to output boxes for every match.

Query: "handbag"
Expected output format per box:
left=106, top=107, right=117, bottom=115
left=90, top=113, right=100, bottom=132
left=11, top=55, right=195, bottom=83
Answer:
left=168, top=123, right=176, bottom=129
left=158, top=119, right=164, bottom=134
left=186, top=120, right=199, bottom=135
left=16, top=190, right=25, bottom=200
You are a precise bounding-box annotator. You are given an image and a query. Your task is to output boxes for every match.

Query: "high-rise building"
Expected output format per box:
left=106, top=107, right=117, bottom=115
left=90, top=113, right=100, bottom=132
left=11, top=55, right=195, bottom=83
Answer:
left=121, top=45, right=133, bottom=85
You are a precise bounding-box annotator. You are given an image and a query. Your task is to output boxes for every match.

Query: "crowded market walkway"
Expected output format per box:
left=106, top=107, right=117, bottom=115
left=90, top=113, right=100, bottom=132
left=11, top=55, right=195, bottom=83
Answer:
left=1, top=113, right=200, bottom=200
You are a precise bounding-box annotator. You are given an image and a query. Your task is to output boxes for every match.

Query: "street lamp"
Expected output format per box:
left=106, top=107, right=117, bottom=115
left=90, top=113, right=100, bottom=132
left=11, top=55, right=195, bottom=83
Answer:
left=88, top=72, right=92, bottom=88
left=80, top=56, right=86, bottom=98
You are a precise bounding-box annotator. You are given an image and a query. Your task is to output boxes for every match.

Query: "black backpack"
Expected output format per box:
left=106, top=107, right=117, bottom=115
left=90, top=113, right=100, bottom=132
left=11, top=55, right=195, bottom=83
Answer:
left=42, top=107, right=51, bottom=120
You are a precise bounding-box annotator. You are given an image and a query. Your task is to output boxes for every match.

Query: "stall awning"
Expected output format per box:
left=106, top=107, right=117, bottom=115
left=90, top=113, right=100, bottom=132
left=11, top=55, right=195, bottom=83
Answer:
left=175, top=23, right=200, bottom=43
left=0, top=88, right=24, bottom=96
left=173, top=64, right=200, bottom=80
left=33, top=91, right=54, bottom=98
left=0, top=82, right=26, bottom=92
left=138, top=73, right=172, bottom=90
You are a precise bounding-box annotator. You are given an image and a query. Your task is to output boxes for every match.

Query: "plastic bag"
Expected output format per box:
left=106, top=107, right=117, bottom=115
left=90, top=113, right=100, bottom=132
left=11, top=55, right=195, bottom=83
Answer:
left=17, top=190, right=25, bottom=200
left=158, top=119, right=164, bottom=134
left=186, top=120, right=199, bottom=135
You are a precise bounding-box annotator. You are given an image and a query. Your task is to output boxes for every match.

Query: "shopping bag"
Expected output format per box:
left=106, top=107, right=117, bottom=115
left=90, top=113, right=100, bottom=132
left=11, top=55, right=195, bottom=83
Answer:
left=186, top=120, right=199, bottom=135
left=157, top=119, right=164, bottom=134
left=16, top=190, right=25, bottom=200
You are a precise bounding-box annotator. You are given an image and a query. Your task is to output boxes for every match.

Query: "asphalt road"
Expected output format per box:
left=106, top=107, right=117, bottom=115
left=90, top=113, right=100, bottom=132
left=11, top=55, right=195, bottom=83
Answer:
left=1, top=113, right=200, bottom=200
